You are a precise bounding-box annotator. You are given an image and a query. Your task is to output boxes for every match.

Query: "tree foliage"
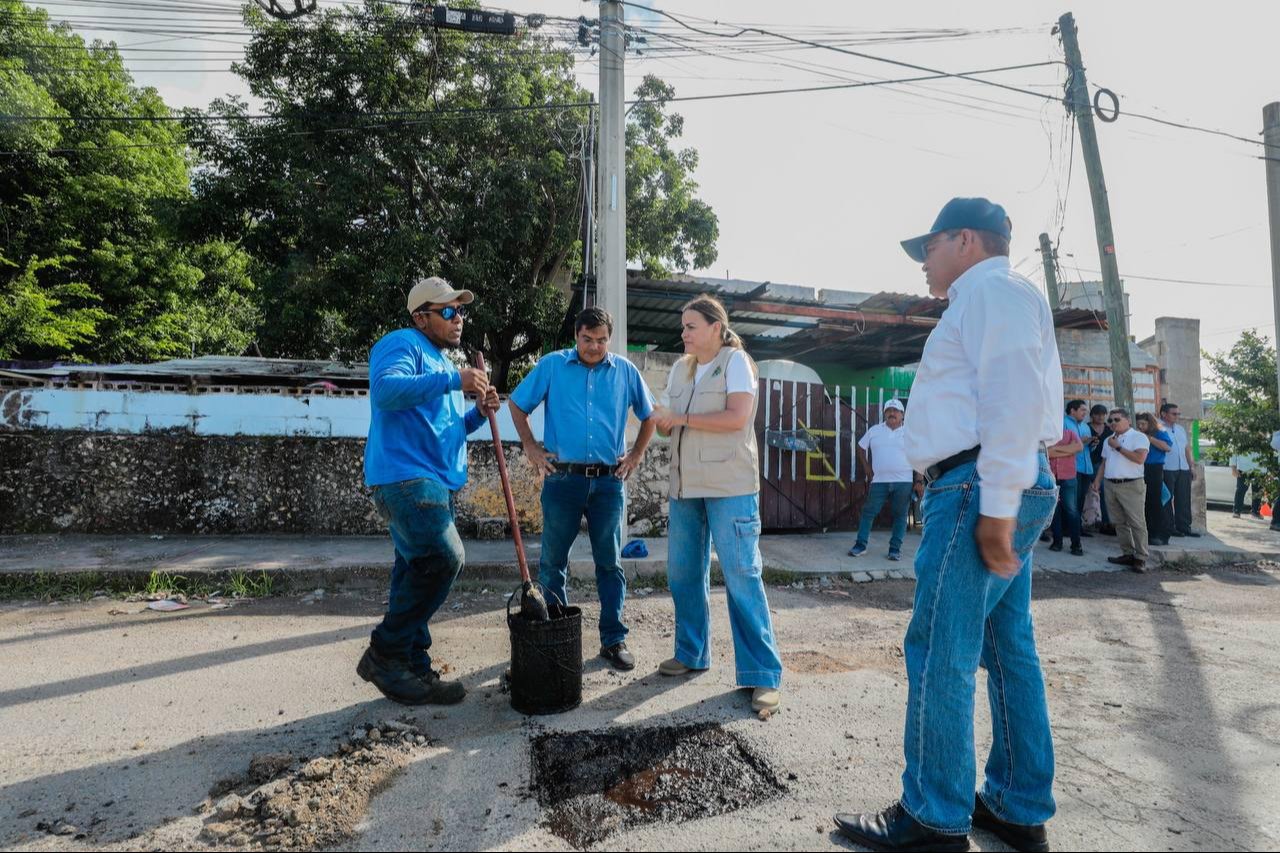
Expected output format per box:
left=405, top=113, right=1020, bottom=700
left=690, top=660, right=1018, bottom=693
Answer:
left=0, top=0, right=257, bottom=363
left=1202, top=329, right=1280, bottom=498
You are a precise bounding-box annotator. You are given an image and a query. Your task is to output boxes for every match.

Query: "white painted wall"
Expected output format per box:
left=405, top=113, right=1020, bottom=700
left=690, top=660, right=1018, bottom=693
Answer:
left=0, top=387, right=541, bottom=442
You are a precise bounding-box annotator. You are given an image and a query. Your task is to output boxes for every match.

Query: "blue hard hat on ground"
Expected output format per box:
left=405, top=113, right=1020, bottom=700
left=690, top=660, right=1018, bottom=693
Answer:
left=901, top=197, right=1012, bottom=262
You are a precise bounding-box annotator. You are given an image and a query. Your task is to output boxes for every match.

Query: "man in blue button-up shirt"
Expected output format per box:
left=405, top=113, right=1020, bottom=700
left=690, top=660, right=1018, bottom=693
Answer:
left=358, top=276, right=500, bottom=707
left=509, top=307, right=656, bottom=671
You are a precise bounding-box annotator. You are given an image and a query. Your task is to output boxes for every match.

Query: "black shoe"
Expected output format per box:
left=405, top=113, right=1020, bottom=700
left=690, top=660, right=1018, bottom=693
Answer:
left=1149, top=537, right=1169, bottom=547
left=1181, top=530, right=1201, bottom=538
left=1099, top=524, right=1117, bottom=536
left=1039, top=532, right=1051, bottom=543
left=357, top=646, right=436, bottom=705
left=600, top=641, right=636, bottom=671
left=1130, top=560, right=1148, bottom=574
left=972, top=795, right=1049, bottom=853
left=1170, top=531, right=1186, bottom=538
left=1048, top=541, right=1063, bottom=552
left=1070, top=546, right=1084, bottom=556
left=834, top=802, right=969, bottom=852
left=1106, top=554, right=1135, bottom=566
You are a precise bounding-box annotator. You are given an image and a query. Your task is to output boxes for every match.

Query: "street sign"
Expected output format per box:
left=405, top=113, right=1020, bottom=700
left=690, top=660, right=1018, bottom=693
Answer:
left=431, top=6, right=516, bottom=35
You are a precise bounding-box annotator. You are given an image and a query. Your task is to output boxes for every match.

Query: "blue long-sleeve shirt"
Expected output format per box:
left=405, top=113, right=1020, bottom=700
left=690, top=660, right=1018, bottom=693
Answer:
left=363, top=328, right=485, bottom=490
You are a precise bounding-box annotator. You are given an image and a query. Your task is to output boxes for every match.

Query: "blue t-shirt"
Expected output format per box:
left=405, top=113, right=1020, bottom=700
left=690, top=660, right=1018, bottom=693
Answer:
left=1068, top=416, right=1094, bottom=476
left=1146, top=430, right=1172, bottom=466
left=509, top=349, right=655, bottom=465
left=363, top=328, right=485, bottom=490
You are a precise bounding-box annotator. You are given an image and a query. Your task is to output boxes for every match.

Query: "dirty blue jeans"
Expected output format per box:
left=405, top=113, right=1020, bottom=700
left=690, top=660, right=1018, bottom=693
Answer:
left=901, top=456, right=1058, bottom=834
left=854, top=481, right=914, bottom=553
left=538, top=470, right=628, bottom=647
left=369, top=477, right=464, bottom=677
left=667, top=493, right=783, bottom=689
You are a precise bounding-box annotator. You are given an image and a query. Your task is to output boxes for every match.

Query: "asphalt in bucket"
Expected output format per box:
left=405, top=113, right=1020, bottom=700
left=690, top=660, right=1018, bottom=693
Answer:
left=530, top=722, right=786, bottom=848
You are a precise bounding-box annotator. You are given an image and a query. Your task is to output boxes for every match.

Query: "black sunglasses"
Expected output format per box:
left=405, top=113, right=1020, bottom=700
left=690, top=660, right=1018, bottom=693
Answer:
left=1106, top=416, right=1125, bottom=424
left=417, top=305, right=467, bottom=321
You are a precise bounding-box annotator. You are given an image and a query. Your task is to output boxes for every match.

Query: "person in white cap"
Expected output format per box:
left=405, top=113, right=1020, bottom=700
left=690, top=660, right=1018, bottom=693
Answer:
left=356, top=275, right=500, bottom=706
left=848, top=399, right=920, bottom=561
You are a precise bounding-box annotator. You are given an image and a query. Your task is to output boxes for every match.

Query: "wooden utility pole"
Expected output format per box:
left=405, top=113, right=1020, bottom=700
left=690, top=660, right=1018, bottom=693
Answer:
left=1039, top=232, right=1060, bottom=310
left=1264, top=102, right=1280, bottom=409
left=1058, top=12, right=1133, bottom=411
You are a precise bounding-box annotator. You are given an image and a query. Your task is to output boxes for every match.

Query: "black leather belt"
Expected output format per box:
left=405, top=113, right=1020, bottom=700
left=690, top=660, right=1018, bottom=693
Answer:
left=1106, top=477, right=1142, bottom=484
left=924, top=446, right=981, bottom=483
left=555, top=462, right=619, bottom=478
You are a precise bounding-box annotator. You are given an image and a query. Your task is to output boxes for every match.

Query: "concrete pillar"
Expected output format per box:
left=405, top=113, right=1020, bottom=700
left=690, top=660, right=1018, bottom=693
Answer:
left=1140, top=317, right=1206, bottom=528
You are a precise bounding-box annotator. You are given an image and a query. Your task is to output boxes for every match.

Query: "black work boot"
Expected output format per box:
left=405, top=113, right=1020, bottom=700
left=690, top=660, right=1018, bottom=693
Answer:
left=833, top=802, right=969, bottom=852
left=972, top=795, right=1050, bottom=852
left=357, top=645, right=464, bottom=705
left=600, top=641, right=636, bottom=671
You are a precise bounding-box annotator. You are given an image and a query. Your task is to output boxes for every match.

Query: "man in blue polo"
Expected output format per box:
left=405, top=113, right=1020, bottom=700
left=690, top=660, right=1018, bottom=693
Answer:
left=357, top=275, right=500, bottom=706
left=509, top=306, right=657, bottom=671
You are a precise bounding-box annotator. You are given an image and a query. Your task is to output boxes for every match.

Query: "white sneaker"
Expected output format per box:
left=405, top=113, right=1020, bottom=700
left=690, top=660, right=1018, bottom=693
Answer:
left=751, top=687, right=781, bottom=713
left=658, top=657, right=693, bottom=676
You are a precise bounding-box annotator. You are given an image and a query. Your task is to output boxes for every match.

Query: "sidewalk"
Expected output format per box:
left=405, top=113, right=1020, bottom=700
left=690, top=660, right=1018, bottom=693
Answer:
left=2, top=510, right=1272, bottom=584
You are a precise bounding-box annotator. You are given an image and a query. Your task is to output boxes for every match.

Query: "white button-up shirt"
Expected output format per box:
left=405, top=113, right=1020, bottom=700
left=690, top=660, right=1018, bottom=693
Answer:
left=1161, top=421, right=1190, bottom=472
left=903, top=256, right=1064, bottom=517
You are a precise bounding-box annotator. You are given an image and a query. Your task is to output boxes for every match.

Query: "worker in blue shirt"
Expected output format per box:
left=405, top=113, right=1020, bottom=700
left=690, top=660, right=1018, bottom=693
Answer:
left=357, top=276, right=500, bottom=706
left=509, top=307, right=657, bottom=671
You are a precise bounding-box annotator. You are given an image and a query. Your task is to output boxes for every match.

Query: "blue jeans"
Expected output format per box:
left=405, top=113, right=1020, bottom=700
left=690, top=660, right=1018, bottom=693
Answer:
left=667, top=493, right=783, bottom=689
left=369, top=477, right=465, bottom=677
left=855, top=481, right=913, bottom=552
left=538, top=471, right=627, bottom=647
left=1049, top=476, right=1080, bottom=547
left=901, top=457, right=1058, bottom=834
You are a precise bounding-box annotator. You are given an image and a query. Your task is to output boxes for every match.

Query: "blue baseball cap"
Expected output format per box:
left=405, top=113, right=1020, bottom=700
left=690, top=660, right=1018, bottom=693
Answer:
left=900, top=197, right=1012, bottom=263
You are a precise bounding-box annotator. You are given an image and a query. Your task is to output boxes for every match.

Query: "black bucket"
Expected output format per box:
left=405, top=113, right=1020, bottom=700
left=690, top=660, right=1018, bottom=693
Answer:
left=507, top=586, right=583, bottom=716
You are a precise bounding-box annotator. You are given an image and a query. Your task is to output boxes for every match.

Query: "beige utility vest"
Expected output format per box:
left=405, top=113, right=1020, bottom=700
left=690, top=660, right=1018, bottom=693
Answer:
left=665, top=346, right=760, bottom=499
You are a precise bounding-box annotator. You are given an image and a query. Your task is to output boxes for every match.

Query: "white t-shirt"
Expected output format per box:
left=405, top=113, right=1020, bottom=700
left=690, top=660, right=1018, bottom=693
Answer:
left=693, top=349, right=757, bottom=395
left=1101, top=428, right=1150, bottom=480
left=858, top=423, right=913, bottom=484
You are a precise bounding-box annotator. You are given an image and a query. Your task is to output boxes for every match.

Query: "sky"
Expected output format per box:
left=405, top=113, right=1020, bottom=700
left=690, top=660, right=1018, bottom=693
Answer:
left=28, top=0, right=1280, bottom=369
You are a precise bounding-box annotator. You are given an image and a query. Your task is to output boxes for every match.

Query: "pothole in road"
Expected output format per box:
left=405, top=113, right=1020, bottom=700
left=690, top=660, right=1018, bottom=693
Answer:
left=530, top=722, right=786, bottom=848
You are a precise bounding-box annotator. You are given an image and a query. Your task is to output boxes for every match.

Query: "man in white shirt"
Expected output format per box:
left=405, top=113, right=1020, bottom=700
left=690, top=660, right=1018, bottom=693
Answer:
left=1158, top=403, right=1200, bottom=537
left=848, top=399, right=920, bottom=561
left=1092, top=408, right=1151, bottom=571
left=835, top=198, right=1060, bottom=853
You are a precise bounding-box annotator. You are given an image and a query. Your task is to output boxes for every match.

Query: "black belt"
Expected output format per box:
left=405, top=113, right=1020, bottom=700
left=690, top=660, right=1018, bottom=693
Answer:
left=555, top=462, right=619, bottom=478
left=924, top=446, right=981, bottom=483
left=1107, top=477, right=1142, bottom=484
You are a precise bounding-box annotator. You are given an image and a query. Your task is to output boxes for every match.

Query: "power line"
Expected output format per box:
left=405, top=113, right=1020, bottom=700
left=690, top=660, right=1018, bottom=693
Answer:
left=1069, top=268, right=1270, bottom=290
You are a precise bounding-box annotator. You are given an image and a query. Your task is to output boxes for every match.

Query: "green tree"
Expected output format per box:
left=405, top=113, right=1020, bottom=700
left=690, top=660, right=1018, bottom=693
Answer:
left=188, top=2, right=717, bottom=387
left=1202, top=329, right=1280, bottom=500
left=0, top=0, right=258, bottom=363
left=626, top=75, right=718, bottom=278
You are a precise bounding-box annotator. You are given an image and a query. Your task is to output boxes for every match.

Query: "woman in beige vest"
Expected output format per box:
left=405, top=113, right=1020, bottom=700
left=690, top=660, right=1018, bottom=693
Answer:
left=651, top=295, right=783, bottom=714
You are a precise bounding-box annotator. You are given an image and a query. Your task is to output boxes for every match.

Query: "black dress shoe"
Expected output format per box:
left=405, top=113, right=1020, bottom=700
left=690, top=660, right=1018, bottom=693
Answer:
left=833, top=802, right=969, bottom=852
left=357, top=646, right=465, bottom=705
left=1181, top=530, right=1201, bottom=538
left=1070, top=546, right=1084, bottom=556
left=1048, top=541, right=1063, bottom=552
left=600, top=641, right=636, bottom=671
left=1106, top=554, right=1135, bottom=566
left=972, top=796, right=1049, bottom=852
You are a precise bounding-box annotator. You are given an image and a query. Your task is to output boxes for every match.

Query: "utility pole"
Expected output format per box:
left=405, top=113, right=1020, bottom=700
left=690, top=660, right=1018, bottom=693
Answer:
left=1264, top=102, right=1280, bottom=409
left=1039, top=232, right=1060, bottom=310
left=1058, top=12, right=1133, bottom=411
left=597, top=1, right=627, bottom=355
left=581, top=96, right=596, bottom=311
